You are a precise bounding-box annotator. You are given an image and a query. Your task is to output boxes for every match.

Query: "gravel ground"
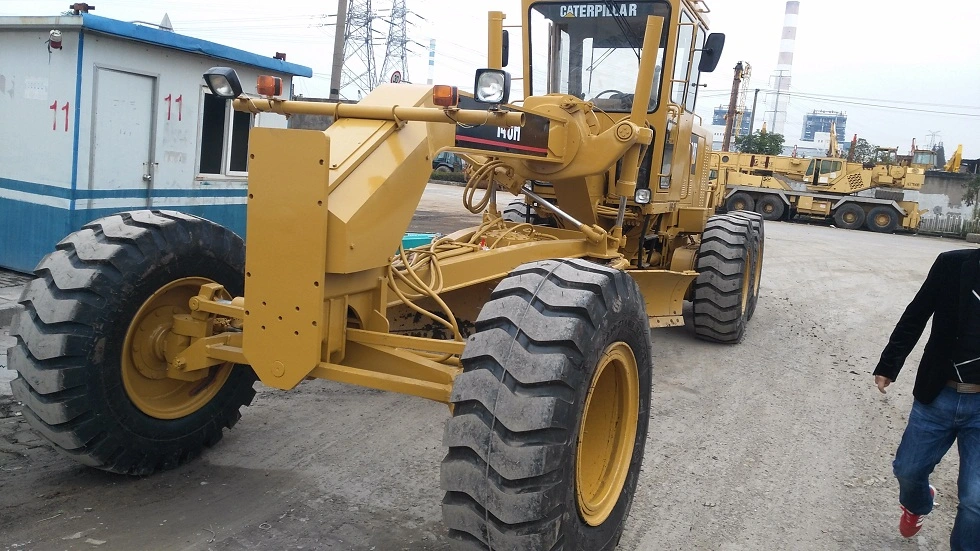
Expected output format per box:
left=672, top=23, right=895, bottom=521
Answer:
left=0, top=184, right=973, bottom=550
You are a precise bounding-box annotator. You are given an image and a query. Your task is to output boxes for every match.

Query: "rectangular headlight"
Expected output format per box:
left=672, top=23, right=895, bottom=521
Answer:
left=203, top=67, right=244, bottom=99
left=474, top=69, right=511, bottom=105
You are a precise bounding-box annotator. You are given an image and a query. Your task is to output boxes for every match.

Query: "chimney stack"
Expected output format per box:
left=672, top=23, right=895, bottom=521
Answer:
left=769, top=1, right=798, bottom=135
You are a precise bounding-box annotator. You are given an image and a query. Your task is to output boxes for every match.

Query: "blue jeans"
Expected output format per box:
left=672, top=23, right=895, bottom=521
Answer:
left=893, top=386, right=980, bottom=551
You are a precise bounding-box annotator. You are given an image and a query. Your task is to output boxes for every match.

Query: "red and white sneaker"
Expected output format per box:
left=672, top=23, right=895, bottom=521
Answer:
left=899, top=485, right=936, bottom=538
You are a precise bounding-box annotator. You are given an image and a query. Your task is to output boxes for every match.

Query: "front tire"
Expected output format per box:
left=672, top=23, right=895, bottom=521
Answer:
left=833, top=203, right=865, bottom=230
left=9, top=211, right=256, bottom=475
left=441, top=259, right=652, bottom=550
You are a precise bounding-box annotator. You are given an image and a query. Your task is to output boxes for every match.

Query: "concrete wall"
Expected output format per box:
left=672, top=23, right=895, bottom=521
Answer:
left=906, top=170, right=976, bottom=219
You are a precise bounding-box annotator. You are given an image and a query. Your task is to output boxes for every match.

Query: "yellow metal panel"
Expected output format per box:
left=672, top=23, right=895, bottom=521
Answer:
left=626, top=269, right=697, bottom=328
left=324, top=85, right=440, bottom=274
left=243, top=129, right=329, bottom=390
left=676, top=207, right=709, bottom=234
left=326, top=122, right=388, bottom=176
left=310, top=362, right=454, bottom=404
left=669, top=246, right=696, bottom=272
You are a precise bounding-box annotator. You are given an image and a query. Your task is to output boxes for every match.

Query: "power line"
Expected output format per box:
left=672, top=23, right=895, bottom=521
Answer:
left=785, top=92, right=980, bottom=118
left=780, top=90, right=980, bottom=111
left=729, top=87, right=980, bottom=115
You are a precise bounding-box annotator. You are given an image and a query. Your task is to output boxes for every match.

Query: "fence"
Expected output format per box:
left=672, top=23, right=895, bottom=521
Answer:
left=918, top=216, right=980, bottom=237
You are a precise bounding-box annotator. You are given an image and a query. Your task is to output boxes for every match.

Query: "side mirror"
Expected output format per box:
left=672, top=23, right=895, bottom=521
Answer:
left=502, top=30, right=510, bottom=68
left=698, top=33, right=725, bottom=73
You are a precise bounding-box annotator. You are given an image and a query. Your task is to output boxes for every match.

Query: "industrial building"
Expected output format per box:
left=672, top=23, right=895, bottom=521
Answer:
left=0, top=12, right=312, bottom=272
left=712, top=106, right=753, bottom=137
left=801, top=110, right=847, bottom=142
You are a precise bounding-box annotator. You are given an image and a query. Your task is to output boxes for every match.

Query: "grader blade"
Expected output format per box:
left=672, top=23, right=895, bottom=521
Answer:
left=628, top=269, right=698, bottom=328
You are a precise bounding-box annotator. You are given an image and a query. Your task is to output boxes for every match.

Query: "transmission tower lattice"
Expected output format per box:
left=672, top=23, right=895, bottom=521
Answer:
left=379, top=0, right=410, bottom=84
left=339, top=0, right=378, bottom=98
left=733, top=62, right=752, bottom=139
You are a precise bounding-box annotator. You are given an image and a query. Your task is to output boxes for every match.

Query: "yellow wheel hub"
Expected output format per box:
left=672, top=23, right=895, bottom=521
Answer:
left=576, top=342, right=640, bottom=526
left=122, top=277, right=233, bottom=420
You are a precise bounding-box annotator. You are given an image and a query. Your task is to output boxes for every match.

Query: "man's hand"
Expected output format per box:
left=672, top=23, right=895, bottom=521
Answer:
left=875, top=375, right=892, bottom=394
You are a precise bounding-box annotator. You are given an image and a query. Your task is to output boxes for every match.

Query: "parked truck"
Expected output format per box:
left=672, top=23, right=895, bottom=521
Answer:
left=711, top=149, right=927, bottom=232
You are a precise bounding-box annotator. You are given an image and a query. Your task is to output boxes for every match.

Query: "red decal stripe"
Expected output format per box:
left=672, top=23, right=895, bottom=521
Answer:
left=456, top=135, right=549, bottom=154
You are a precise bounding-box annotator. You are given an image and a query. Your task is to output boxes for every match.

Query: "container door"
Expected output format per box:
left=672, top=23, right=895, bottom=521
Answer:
left=90, top=68, right=156, bottom=206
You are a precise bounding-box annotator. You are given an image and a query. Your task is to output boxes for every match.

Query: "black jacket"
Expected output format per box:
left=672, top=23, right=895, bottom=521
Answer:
left=874, top=248, right=980, bottom=404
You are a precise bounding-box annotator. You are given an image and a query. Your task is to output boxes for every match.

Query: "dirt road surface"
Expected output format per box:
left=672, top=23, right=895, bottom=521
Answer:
left=1, top=184, right=973, bottom=550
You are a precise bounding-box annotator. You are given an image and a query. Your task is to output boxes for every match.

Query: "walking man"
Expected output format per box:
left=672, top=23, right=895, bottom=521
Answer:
left=874, top=248, right=980, bottom=549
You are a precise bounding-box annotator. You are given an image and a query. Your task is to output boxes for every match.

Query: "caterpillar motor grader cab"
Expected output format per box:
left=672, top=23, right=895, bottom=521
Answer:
left=712, top=148, right=927, bottom=233
left=9, top=1, right=764, bottom=548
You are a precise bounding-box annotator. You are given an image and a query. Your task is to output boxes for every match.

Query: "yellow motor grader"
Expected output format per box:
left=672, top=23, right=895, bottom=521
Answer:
left=8, top=1, right=764, bottom=548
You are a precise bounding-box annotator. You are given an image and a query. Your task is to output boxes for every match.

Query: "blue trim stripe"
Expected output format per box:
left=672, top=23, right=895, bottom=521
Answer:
left=0, top=198, right=247, bottom=273
left=80, top=14, right=312, bottom=78
left=1, top=179, right=72, bottom=199
left=0, top=178, right=247, bottom=200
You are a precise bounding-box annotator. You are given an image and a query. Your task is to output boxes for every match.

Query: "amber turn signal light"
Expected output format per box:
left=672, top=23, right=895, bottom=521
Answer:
left=257, top=75, right=283, bottom=97
left=432, top=85, right=458, bottom=107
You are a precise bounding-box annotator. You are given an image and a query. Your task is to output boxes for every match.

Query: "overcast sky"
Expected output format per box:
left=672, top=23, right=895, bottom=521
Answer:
left=3, top=0, right=979, bottom=157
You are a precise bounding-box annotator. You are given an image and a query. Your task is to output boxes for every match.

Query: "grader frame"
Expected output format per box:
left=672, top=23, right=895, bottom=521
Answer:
left=10, top=1, right=764, bottom=549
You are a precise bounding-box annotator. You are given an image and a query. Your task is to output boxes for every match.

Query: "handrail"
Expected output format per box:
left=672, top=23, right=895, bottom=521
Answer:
left=233, top=98, right=525, bottom=128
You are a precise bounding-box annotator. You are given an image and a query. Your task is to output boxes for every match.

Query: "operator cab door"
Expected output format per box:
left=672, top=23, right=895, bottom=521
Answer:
left=807, top=158, right=842, bottom=186
left=89, top=68, right=157, bottom=208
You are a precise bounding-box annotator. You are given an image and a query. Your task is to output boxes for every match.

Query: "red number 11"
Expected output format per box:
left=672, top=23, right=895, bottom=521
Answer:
left=164, top=94, right=183, bottom=121
left=49, top=100, right=69, bottom=131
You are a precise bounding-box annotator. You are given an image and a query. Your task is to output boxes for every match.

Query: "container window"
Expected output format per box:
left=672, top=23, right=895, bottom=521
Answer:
left=198, top=89, right=254, bottom=176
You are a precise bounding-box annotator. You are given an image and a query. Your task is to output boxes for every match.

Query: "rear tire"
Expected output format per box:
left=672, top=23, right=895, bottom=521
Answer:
left=692, top=215, right=754, bottom=343
left=755, top=195, right=785, bottom=221
left=866, top=206, right=898, bottom=233
left=726, top=211, right=764, bottom=320
left=725, top=192, right=755, bottom=213
left=501, top=198, right=557, bottom=227
left=441, top=259, right=652, bottom=550
left=833, top=203, right=865, bottom=230
left=9, top=211, right=256, bottom=475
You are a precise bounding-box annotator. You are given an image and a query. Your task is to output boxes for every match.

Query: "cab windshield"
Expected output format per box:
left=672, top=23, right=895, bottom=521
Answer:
left=528, top=1, right=670, bottom=112
left=912, top=151, right=936, bottom=166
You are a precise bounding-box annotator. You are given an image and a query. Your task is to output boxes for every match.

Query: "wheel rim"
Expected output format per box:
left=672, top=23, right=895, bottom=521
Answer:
left=874, top=213, right=890, bottom=227
left=733, top=200, right=746, bottom=211
left=122, top=277, right=234, bottom=419
left=762, top=203, right=774, bottom=214
left=843, top=212, right=857, bottom=224
left=576, top=342, right=640, bottom=526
